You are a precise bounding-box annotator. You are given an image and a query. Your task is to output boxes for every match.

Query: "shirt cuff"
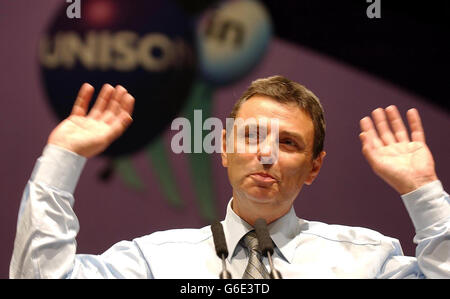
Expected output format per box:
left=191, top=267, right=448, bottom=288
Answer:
left=30, top=144, right=87, bottom=194
left=401, top=180, right=450, bottom=233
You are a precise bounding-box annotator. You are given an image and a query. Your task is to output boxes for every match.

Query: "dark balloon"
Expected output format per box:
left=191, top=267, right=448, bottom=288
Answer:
left=40, top=0, right=196, bottom=157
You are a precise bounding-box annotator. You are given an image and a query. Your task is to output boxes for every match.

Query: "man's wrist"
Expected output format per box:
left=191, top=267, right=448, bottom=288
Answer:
left=397, top=174, right=439, bottom=195
left=31, top=144, right=87, bottom=194
left=401, top=180, right=449, bottom=234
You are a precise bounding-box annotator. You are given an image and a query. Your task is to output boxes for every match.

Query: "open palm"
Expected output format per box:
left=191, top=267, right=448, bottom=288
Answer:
left=48, top=83, right=135, bottom=158
left=359, top=106, right=437, bottom=195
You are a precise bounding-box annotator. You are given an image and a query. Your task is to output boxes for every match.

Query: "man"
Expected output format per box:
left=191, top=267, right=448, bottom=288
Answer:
left=10, top=76, right=449, bottom=278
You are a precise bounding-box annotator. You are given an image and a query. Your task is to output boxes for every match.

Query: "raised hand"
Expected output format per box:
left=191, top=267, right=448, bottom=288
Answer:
left=359, top=105, right=438, bottom=195
left=48, top=83, right=135, bottom=158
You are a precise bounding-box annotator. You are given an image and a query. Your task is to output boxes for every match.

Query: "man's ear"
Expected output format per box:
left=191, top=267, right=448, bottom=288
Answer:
left=221, top=129, right=228, bottom=168
left=305, top=151, right=326, bottom=185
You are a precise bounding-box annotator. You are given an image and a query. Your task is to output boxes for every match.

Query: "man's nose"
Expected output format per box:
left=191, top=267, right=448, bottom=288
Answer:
left=258, top=141, right=272, bottom=156
left=257, top=137, right=277, bottom=164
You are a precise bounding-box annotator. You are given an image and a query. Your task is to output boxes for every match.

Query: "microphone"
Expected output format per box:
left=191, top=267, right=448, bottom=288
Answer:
left=254, top=218, right=282, bottom=279
left=211, top=221, right=232, bottom=279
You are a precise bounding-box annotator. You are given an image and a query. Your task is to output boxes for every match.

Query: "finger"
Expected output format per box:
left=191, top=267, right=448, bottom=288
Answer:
left=407, top=108, right=426, bottom=143
left=359, top=131, right=373, bottom=151
left=385, top=105, right=410, bottom=142
left=359, top=116, right=383, bottom=149
left=108, top=93, right=134, bottom=128
left=71, top=83, right=94, bottom=116
left=109, top=111, right=134, bottom=141
left=358, top=132, right=376, bottom=165
left=120, top=93, right=135, bottom=116
left=102, top=85, right=127, bottom=124
left=110, top=85, right=128, bottom=115
left=371, top=108, right=396, bottom=145
left=88, top=83, right=114, bottom=119
left=113, top=93, right=134, bottom=129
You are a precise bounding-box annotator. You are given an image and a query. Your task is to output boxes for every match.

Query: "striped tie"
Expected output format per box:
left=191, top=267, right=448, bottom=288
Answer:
left=242, top=231, right=270, bottom=279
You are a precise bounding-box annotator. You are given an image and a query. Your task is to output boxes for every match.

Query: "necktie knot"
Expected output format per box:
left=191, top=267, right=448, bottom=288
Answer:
left=243, top=231, right=261, bottom=254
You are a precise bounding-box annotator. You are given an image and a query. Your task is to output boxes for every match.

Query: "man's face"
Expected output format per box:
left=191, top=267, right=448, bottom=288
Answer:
left=221, top=95, right=325, bottom=225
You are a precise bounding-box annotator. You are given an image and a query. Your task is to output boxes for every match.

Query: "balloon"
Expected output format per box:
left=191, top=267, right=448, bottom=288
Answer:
left=39, top=0, right=196, bottom=157
left=196, top=0, right=272, bottom=86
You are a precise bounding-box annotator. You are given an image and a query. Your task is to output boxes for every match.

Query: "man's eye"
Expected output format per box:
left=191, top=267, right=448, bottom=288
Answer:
left=246, top=132, right=258, bottom=139
left=281, top=139, right=297, bottom=147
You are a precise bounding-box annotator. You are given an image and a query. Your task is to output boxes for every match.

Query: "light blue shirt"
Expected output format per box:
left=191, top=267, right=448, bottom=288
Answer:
left=9, top=145, right=450, bottom=278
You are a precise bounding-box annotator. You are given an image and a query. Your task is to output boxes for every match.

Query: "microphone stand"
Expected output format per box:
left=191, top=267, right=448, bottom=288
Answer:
left=219, top=254, right=232, bottom=279
left=254, top=218, right=283, bottom=279
left=211, top=221, right=232, bottom=279
left=267, top=251, right=282, bottom=279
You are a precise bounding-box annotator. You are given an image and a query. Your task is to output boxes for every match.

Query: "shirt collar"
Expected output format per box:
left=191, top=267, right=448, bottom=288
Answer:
left=222, top=199, right=253, bottom=263
left=222, top=198, right=303, bottom=263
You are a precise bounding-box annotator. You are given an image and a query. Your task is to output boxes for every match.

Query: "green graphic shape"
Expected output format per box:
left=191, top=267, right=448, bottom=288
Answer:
left=183, top=80, right=217, bottom=222
left=113, top=157, right=145, bottom=191
left=112, top=138, right=183, bottom=209
left=146, top=136, right=184, bottom=208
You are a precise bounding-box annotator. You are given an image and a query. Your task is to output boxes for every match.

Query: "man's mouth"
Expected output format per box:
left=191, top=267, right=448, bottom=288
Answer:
left=249, top=172, right=278, bottom=184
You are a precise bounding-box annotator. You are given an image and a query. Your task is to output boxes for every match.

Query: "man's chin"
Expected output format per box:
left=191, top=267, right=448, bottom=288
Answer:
left=244, top=188, right=278, bottom=204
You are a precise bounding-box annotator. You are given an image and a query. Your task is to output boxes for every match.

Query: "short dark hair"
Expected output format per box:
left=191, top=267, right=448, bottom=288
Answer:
left=229, top=75, right=326, bottom=158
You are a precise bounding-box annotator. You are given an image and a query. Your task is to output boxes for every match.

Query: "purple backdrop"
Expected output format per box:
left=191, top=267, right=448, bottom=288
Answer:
left=0, top=0, right=448, bottom=279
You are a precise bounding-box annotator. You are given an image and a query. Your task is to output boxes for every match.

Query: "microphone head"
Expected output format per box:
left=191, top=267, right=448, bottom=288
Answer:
left=254, top=218, right=274, bottom=256
left=219, top=270, right=232, bottom=279
left=270, top=269, right=283, bottom=279
left=211, top=221, right=229, bottom=259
